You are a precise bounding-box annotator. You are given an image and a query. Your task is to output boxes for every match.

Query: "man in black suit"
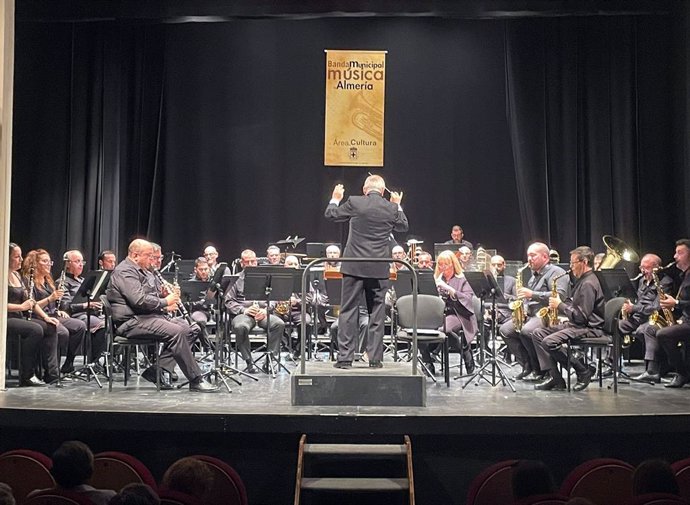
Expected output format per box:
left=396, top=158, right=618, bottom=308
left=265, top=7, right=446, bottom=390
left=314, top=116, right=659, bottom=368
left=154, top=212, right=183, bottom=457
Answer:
left=325, top=174, right=408, bottom=368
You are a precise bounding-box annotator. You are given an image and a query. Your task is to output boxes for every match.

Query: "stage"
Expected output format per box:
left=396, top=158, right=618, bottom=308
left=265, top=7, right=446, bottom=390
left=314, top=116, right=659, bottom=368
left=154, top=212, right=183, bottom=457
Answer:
left=2, top=357, right=690, bottom=504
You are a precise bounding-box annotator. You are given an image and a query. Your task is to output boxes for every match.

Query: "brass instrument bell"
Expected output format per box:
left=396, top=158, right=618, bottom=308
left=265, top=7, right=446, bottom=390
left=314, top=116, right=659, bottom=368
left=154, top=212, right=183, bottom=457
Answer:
left=598, top=235, right=639, bottom=270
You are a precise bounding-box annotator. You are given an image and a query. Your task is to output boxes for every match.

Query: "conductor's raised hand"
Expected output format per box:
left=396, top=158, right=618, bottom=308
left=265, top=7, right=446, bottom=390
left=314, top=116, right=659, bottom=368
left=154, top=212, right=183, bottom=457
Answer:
left=390, top=191, right=403, bottom=205
left=332, top=184, right=345, bottom=203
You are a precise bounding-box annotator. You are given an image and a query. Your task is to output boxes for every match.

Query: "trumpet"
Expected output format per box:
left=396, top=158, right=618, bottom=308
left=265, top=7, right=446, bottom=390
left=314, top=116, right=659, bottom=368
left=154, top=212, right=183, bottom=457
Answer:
left=537, top=270, right=571, bottom=327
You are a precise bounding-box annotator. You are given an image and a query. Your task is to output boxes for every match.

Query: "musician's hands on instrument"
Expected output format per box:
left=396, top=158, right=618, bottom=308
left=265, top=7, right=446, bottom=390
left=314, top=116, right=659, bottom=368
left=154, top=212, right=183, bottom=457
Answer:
left=332, top=184, right=345, bottom=202
left=517, top=287, right=533, bottom=299
left=164, top=292, right=180, bottom=307
left=622, top=300, right=634, bottom=314
left=290, top=295, right=299, bottom=306
left=660, top=296, right=678, bottom=309
left=548, top=295, right=562, bottom=310
left=254, top=308, right=267, bottom=321
left=245, top=304, right=260, bottom=318
left=390, top=191, right=403, bottom=205
left=165, top=302, right=178, bottom=313
left=57, top=310, right=69, bottom=319
left=435, top=278, right=455, bottom=298
left=89, top=301, right=102, bottom=310
left=18, top=299, right=35, bottom=311
left=51, top=289, right=64, bottom=302
left=44, top=316, right=59, bottom=326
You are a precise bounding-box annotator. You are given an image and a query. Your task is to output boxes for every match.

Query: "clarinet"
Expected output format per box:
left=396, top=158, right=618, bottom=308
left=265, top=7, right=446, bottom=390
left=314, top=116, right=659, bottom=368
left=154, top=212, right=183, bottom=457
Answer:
left=26, top=267, right=35, bottom=321
left=153, top=269, right=194, bottom=325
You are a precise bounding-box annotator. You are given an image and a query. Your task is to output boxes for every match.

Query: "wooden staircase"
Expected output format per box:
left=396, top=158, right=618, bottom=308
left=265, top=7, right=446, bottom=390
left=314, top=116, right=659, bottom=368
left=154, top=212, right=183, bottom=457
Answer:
left=294, top=434, right=415, bottom=504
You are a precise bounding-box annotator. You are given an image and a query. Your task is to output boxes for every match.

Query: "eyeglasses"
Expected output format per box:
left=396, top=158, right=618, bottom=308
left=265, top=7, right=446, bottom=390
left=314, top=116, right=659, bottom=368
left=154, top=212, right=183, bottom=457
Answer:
left=569, top=259, right=583, bottom=266
left=39, top=259, right=54, bottom=266
left=70, top=260, right=86, bottom=265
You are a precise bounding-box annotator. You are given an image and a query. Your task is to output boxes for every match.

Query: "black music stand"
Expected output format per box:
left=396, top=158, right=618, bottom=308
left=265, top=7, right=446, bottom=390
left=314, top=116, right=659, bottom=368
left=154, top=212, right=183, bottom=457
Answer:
left=243, top=266, right=296, bottom=377
left=179, top=279, right=213, bottom=356
left=417, top=270, right=437, bottom=295
left=69, top=270, right=112, bottom=387
left=460, top=271, right=516, bottom=391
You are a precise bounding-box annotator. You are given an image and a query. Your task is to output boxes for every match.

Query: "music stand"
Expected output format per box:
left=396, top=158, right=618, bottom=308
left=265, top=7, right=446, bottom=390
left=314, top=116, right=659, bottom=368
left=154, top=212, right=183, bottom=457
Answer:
left=417, top=270, right=437, bottom=295
left=460, top=271, right=516, bottom=391
left=66, top=270, right=112, bottom=387
left=434, top=243, right=456, bottom=259
left=243, top=266, right=297, bottom=376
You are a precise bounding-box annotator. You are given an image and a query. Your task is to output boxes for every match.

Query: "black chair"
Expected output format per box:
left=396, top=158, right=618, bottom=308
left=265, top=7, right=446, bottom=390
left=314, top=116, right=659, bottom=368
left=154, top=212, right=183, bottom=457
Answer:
left=566, top=296, right=625, bottom=392
left=395, top=294, right=449, bottom=386
left=100, top=295, right=161, bottom=392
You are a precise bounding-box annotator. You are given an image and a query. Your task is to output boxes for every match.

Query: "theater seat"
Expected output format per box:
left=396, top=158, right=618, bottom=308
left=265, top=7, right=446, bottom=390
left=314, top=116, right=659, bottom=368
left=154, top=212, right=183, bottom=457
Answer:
left=89, top=451, right=158, bottom=492
left=466, top=459, right=518, bottom=505
left=24, top=489, right=96, bottom=505
left=0, top=449, right=55, bottom=503
left=512, top=493, right=570, bottom=505
left=190, top=455, right=248, bottom=505
left=672, top=458, right=690, bottom=500
left=561, top=457, right=634, bottom=505
left=625, top=493, right=690, bottom=505
left=159, top=489, right=203, bottom=505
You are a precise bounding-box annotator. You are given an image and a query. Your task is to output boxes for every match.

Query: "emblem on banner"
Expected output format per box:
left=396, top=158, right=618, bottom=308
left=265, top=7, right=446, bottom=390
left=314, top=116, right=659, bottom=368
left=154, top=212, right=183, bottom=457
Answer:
left=349, top=147, right=358, bottom=160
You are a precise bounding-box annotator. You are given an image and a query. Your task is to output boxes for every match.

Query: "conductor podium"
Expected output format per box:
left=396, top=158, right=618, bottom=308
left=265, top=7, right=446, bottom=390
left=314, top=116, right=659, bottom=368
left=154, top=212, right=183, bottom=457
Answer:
left=290, top=257, right=426, bottom=407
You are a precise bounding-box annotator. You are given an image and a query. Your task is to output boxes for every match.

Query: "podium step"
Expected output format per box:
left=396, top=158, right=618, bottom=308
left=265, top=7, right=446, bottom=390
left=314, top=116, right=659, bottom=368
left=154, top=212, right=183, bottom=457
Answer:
left=304, top=443, right=407, bottom=456
left=301, top=477, right=409, bottom=492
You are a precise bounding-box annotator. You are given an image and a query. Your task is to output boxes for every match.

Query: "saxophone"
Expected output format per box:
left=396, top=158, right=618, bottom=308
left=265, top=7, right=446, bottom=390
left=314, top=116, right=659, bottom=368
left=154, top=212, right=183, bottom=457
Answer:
left=537, top=270, right=571, bottom=327
left=509, top=263, right=529, bottom=331
left=648, top=268, right=677, bottom=328
left=26, top=267, right=35, bottom=320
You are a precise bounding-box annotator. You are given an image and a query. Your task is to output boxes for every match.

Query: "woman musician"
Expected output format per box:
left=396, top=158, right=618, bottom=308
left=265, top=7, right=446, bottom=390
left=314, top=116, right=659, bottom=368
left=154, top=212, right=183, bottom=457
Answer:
left=6, top=243, right=60, bottom=385
left=22, top=249, right=86, bottom=375
left=423, top=250, right=478, bottom=375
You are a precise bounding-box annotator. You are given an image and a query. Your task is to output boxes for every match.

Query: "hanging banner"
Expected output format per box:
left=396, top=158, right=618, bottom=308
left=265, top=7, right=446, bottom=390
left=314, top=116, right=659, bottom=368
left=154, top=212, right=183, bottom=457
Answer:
left=324, top=49, right=386, bottom=167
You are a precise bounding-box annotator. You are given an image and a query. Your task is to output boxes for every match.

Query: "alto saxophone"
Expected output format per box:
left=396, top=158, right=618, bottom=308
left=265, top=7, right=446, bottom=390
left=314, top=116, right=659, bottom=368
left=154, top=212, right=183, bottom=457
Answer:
left=537, top=270, right=571, bottom=327
left=649, top=268, right=677, bottom=328
left=509, top=263, right=529, bottom=331
left=26, top=267, right=35, bottom=320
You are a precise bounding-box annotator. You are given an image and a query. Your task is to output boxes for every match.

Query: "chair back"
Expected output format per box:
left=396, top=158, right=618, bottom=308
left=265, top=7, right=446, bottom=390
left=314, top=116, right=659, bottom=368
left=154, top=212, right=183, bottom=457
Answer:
left=512, top=493, right=570, bottom=505
left=24, top=489, right=96, bottom=505
left=0, top=449, right=55, bottom=503
left=466, top=459, right=518, bottom=505
left=396, top=294, right=444, bottom=330
left=625, top=493, right=690, bottom=505
left=90, top=451, right=158, bottom=492
left=604, top=297, right=626, bottom=335
left=561, top=457, right=634, bottom=505
left=672, top=457, right=690, bottom=500
left=191, top=455, right=248, bottom=505
left=159, top=489, right=203, bottom=505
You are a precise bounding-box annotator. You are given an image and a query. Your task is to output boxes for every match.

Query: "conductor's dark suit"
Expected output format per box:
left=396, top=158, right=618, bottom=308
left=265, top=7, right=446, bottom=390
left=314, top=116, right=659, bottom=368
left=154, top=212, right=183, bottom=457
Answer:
left=325, top=191, right=409, bottom=363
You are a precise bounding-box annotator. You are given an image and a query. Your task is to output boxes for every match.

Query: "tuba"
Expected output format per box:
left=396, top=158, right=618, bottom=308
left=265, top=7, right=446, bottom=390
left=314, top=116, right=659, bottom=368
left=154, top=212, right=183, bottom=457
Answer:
left=597, top=235, right=639, bottom=270
left=509, top=263, right=529, bottom=331
left=537, top=270, right=571, bottom=327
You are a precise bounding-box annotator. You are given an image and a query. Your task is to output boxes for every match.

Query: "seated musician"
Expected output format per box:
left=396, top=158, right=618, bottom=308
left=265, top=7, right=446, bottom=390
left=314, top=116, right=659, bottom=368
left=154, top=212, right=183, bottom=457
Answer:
left=61, top=250, right=107, bottom=366
left=6, top=242, right=59, bottom=386
left=97, top=250, right=117, bottom=271
left=282, top=255, right=312, bottom=355
left=23, top=249, right=86, bottom=376
left=416, top=251, right=433, bottom=270
left=457, top=246, right=472, bottom=271
left=487, top=255, right=517, bottom=326
left=657, top=239, right=690, bottom=388
left=106, top=239, right=218, bottom=392
left=264, top=245, right=282, bottom=266
left=325, top=244, right=341, bottom=270
left=620, top=253, right=671, bottom=383
left=444, top=224, right=473, bottom=250
left=187, top=257, right=214, bottom=348
left=391, top=245, right=408, bottom=272
left=425, top=250, right=477, bottom=375
left=224, top=249, right=285, bottom=374
left=532, top=246, right=606, bottom=392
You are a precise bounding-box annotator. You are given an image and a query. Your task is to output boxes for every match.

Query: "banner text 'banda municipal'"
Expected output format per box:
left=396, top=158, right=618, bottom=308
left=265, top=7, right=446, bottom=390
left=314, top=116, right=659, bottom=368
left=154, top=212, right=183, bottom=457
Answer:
left=324, top=50, right=386, bottom=167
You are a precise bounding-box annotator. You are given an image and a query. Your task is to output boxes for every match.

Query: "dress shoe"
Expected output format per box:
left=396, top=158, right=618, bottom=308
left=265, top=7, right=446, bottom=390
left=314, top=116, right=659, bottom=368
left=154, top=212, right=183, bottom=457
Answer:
left=534, top=376, right=566, bottom=391
left=634, top=370, right=661, bottom=383
left=44, top=374, right=59, bottom=384
left=665, top=374, right=690, bottom=388
left=369, top=360, right=383, bottom=369
left=523, top=372, right=547, bottom=382
left=141, top=366, right=174, bottom=389
left=333, top=361, right=352, bottom=369
left=190, top=378, right=220, bottom=392
left=514, top=369, right=532, bottom=380
left=60, top=362, right=75, bottom=374
left=19, top=375, right=46, bottom=387
left=465, top=359, right=475, bottom=374
left=169, top=370, right=178, bottom=382
left=244, top=363, right=259, bottom=374
left=573, top=369, right=593, bottom=392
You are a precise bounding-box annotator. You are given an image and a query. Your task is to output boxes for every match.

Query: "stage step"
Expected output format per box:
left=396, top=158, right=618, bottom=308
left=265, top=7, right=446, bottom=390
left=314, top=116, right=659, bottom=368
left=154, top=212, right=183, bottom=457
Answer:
left=294, top=434, right=415, bottom=505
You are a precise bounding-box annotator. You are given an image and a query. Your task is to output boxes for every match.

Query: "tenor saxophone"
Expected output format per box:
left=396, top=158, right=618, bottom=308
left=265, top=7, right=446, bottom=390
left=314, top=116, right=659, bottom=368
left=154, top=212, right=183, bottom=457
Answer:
left=537, top=270, right=571, bottom=327
left=509, top=263, right=529, bottom=331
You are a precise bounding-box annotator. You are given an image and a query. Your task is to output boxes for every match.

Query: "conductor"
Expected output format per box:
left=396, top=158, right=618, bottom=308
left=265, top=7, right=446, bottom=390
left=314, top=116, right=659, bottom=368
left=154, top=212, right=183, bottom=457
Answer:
left=325, top=174, right=408, bottom=368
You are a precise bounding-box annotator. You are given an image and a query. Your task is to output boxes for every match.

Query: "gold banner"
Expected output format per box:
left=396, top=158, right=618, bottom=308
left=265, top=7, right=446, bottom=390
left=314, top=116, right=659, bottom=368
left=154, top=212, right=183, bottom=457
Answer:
left=324, top=50, right=386, bottom=167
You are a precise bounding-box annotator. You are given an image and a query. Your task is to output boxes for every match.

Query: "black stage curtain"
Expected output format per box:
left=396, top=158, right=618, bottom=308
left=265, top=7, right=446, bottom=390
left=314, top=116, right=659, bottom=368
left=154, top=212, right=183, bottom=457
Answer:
left=11, top=13, right=687, bottom=268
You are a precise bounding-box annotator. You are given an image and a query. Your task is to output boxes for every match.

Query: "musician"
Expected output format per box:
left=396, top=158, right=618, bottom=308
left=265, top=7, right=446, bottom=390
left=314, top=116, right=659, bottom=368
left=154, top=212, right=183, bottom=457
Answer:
left=203, top=245, right=220, bottom=275
left=488, top=255, right=517, bottom=325
left=22, top=249, right=86, bottom=376
left=187, top=257, right=213, bottom=345
left=97, top=250, right=117, bottom=271
left=265, top=245, right=282, bottom=266
left=499, top=242, right=569, bottom=382
left=325, top=174, right=408, bottom=369
left=417, top=251, right=433, bottom=270
left=444, top=225, right=473, bottom=250
left=106, top=239, right=218, bottom=392
left=426, top=250, right=478, bottom=374
left=657, top=239, right=690, bottom=388
left=532, top=246, right=606, bottom=392
left=225, top=249, right=285, bottom=374
left=325, top=244, right=342, bottom=270
left=282, top=255, right=312, bottom=354
left=457, top=246, right=472, bottom=271
left=61, top=250, right=107, bottom=365
left=190, top=257, right=210, bottom=281
left=6, top=242, right=59, bottom=386
left=391, top=245, right=408, bottom=272
left=619, top=254, right=670, bottom=382
left=593, top=252, right=606, bottom=271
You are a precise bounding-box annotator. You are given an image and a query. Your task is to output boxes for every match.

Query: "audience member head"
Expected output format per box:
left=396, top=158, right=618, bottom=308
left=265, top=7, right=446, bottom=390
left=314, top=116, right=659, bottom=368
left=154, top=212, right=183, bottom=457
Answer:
left=98, top=250, right=117, bottom=271
left=160, top=457, right=213, bottom=501
left=0, top=483, right=15, bottom=505
left=108, top=483, right=160, bottom=505
left=51, top=440, right=95, bottom=489
left=632, top=459, right=679, bottom=496
left=511, top=459, right=556, bottom=500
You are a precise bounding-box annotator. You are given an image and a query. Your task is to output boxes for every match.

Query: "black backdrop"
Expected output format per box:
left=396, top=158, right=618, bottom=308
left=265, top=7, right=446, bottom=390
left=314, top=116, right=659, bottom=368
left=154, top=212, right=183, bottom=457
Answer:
left=10, top=1, right=689, bottom=268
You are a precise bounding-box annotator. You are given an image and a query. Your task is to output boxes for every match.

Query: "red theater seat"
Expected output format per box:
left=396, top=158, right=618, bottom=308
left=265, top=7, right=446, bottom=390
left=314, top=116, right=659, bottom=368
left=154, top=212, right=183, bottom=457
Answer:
left=672, top=458, right=690, bottom=501
left=466, top=459, right=519, bottom=505
left=24, top=489, right=96, bottom=505
left=159, top=489, right=203, bottom=505
left=89, top=451, right=158, bottom=492
left=625, top=493, right=690, bottom=505
left=190, top=455, right=248, bottom=505
left=560, top=457, right=635, bottom=505
left=0, top=449, right=55, bottom=503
